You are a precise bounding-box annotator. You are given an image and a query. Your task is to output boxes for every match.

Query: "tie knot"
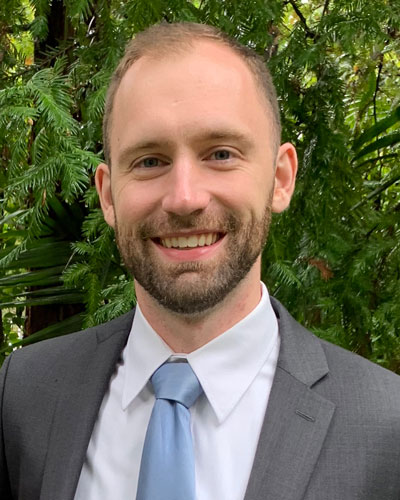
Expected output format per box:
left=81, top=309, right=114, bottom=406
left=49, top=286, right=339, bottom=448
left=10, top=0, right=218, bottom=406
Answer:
left=151, top=362, right=203, bottom=409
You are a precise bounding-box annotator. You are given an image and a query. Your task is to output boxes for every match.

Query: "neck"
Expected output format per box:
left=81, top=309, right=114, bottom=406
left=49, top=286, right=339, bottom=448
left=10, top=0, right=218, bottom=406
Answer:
left=135, top=263, right=262, bottom=353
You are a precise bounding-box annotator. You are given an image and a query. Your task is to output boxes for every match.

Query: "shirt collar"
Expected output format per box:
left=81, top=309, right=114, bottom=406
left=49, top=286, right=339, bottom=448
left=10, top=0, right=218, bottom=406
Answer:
left=122, top=305, right=173, bottom=410
left=122, top=283, right=278, bottom=422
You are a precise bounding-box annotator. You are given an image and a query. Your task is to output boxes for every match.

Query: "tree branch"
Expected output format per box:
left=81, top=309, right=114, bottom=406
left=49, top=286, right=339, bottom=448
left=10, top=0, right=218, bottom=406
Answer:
left=2, top=65, right=36, bottom=81
left=288, top=0, right=316, bottom=39
left=351, top=173, right=400, bottom=211
left=373, top=54, right=385, bottom=179
left=373, top=56, right=384, bottom=125
left=322, top=0, right=330, bottom=17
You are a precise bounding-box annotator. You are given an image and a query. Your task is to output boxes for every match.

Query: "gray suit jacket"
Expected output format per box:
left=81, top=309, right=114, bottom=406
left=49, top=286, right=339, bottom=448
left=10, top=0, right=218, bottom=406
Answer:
left=1, top=298, right=400, bottom=500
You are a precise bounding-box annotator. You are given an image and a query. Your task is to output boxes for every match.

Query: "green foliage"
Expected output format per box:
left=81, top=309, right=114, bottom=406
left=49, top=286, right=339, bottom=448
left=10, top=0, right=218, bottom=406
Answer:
left=0, top=0, right=399, bottom=372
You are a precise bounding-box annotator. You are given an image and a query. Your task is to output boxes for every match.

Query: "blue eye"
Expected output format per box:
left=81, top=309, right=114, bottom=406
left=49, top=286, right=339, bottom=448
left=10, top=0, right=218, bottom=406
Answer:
left=212, top=150, right=231, bottom=160
left=142, top=157, right=160, bottom=168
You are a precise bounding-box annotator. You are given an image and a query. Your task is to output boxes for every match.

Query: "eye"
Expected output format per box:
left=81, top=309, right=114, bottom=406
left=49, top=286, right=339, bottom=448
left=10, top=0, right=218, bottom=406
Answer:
left=137, top=157, right=163, bottom=168
left=209, top=149, right=232, bottom=161
left=130, top=156, right=170, bottom=178
left=210, top=149, right=232, bottom=161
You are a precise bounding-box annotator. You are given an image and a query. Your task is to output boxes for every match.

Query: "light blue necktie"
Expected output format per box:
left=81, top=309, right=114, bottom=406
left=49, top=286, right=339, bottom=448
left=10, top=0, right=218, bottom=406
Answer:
left=136, top=362, right=203, bottom=500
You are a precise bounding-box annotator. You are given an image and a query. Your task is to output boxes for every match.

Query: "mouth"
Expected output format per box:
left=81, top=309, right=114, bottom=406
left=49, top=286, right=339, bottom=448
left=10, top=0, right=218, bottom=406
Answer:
left=154, top=232, right=224, bottom=249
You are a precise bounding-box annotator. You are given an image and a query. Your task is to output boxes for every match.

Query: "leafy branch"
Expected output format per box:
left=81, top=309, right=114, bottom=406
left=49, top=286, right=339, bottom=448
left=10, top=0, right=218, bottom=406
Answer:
left=288, top=0, right=316, bottom=39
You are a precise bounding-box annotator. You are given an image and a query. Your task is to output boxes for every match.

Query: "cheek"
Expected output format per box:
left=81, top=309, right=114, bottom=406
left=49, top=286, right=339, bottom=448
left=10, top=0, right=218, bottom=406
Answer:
left=115, top=171, right=171, bottom=200
left=113, top=183, right=158, bottom=223
left=217, top=176, right=271, bottom=216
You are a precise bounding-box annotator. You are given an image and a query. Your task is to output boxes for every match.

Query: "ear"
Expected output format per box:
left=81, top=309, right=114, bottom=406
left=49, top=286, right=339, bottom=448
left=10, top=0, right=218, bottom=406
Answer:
left=95, top=163, right=115, bottom=228
left=271, top=142, right=297, bottom=213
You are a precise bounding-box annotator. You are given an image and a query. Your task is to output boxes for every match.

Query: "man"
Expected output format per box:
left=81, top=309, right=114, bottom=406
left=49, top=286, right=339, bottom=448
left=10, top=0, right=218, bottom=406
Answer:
left=1, top=22, right=400, bottom=500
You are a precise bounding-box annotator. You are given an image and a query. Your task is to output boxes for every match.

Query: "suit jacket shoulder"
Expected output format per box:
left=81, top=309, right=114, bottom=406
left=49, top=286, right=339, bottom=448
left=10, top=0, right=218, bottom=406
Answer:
left=272, top=296, right=400, bottom=408
left=2, top=309, right=135, bottom=380
left=245, top=298, right=400, bottom=500
left=0, top=309, right=135, bottom=500
left=318, top=335, right=400, bottom=412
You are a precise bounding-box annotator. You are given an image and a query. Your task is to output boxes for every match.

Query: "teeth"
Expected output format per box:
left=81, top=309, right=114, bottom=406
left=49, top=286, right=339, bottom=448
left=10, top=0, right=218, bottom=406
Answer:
left=187, top=235, right=198, bottom=248
left=178, top=236, right=187, bottom=248
left=161, top=233, right=220, bottom=249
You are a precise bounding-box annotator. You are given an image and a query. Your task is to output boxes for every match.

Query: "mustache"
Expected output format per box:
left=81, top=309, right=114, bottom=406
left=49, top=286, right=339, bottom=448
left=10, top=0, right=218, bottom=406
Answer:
left=137, top=212, right=241, bottom=239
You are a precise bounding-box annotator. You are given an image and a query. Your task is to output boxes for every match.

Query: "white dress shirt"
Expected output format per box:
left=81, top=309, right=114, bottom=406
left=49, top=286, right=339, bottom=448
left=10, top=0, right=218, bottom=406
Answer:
left=74, top=282, right=279, bottom=500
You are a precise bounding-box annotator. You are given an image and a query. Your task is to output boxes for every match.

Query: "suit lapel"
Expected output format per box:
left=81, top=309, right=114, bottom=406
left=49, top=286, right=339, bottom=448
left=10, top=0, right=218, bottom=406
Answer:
left=244, top=299, right=336, bottom=500
left=39, top=310, right=135, bottom=500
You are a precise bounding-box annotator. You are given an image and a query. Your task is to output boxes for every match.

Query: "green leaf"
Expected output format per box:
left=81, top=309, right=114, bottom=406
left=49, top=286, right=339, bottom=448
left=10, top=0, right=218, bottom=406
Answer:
left=352, top=132, right=400, bottom=162
left=0, top=313, right=84, bottom=353
left=0, top=240, right=73, bottom=269
left=0, top=292, right=83, bottom=308
left=353, top=106, right=400, bottom=152
left=0, top=266, right=65, bottom=286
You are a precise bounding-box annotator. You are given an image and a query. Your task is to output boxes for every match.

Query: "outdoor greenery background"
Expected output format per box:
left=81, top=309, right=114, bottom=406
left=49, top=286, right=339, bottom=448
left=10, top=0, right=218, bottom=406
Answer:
left=0, top=0, right=399, bottom=372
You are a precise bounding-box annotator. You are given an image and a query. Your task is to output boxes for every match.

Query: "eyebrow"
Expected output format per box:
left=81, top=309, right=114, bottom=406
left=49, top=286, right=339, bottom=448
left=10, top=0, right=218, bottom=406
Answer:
left=116, top=128, right=254, bottom=166
left=117, top=141, right=173, bottom=166
left=196, top=129, right=254, bottom=149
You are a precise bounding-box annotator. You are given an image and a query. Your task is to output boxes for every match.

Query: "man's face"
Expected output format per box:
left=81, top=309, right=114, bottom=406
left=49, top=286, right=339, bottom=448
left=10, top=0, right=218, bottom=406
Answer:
left=97, top=41, right=296, bottom=316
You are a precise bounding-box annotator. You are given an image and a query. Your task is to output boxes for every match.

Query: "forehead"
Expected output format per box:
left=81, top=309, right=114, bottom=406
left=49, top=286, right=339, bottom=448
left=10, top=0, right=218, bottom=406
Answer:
left=110, top=41, right=272, bottom=156
left=118, top=41, right=262, bottom=97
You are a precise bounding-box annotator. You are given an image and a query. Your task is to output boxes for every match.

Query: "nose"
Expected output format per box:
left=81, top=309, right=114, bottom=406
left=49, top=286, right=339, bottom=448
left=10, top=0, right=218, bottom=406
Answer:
left=161, top=157, right=211, bottom=216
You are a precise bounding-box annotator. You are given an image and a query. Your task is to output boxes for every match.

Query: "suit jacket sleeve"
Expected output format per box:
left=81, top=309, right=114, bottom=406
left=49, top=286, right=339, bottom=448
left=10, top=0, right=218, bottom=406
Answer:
left=0, top=354, right=13, bottom=500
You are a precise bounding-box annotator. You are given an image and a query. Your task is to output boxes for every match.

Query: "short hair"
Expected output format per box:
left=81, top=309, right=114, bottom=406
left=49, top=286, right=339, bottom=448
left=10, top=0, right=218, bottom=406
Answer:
left=102, top=22, right=281, bottom=165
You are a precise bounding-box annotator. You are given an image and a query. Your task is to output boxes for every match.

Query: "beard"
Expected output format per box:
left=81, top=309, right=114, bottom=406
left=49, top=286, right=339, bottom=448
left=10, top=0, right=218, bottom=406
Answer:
left=114, top=203, right=272, bottom=317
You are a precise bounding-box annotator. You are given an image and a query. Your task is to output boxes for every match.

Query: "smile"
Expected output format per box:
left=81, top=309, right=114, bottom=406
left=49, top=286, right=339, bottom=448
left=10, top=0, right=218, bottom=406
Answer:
left=158, top=232, right=221, bottom=249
